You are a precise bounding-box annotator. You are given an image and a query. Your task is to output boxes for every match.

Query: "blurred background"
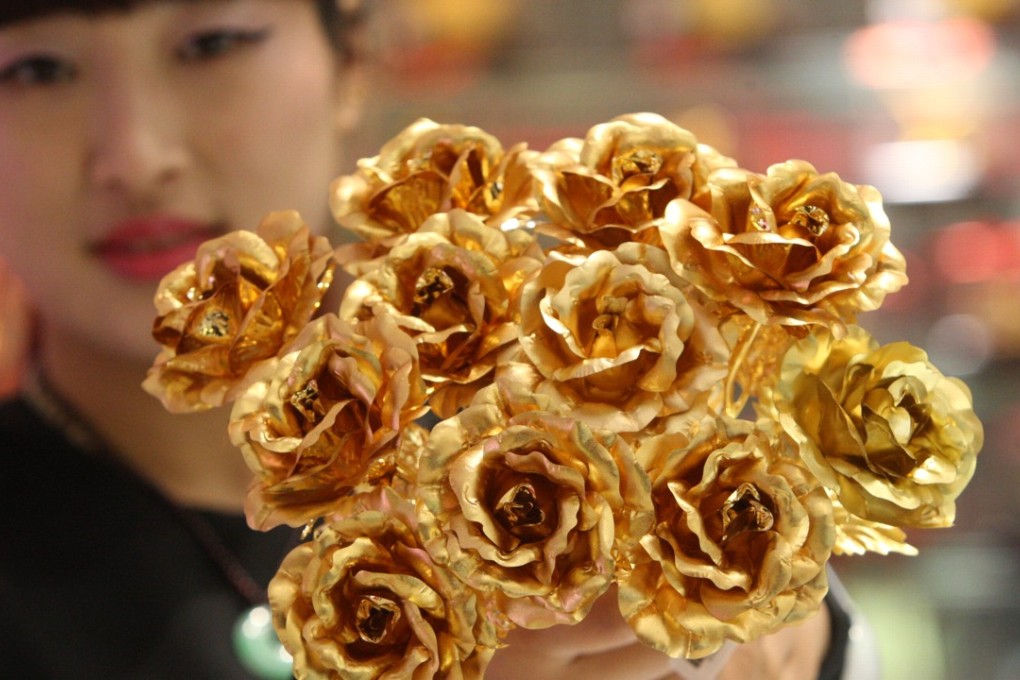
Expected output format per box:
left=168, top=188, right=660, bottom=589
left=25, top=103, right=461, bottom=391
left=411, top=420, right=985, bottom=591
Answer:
left=3, top=0, right=1019, bottom=677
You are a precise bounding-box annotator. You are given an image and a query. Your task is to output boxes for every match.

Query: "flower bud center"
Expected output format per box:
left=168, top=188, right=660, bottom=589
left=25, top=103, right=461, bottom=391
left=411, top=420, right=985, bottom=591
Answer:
left=199, top=309, right=231, bottom=338
left=488, top=180, right=504, bottom=202
left=788, top=205, right=830, bottom=236
left=592, top=312, right=618, bottom=337
left=591, top=294, right=629, bottom=353
left=721, top=482, right=774, bottom=541
left=598, top=294, right=628, bottom=316
left=356, top=595, right=403, bottom=645
left=289, top=379, right=320, bottom=420
left=414, top=267, right=455, bottom=307
left=613, top=149, right=663, bottom=181
left=495, top=482, right=548, bottom=541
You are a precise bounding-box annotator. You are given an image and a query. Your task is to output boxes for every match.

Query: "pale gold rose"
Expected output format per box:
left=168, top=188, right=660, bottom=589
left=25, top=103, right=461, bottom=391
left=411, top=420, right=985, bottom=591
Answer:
left=269, top=489, right=499, bottom=680
left=339, top=210, right=542, bottom=418
left=619, top=413, right=834, bottom=659
left=775, top=325, right=982, bottom=529
left=661, top=160, right=907, bottom=331
left=530, top=112, right=735, bottom=250
left=517, top=243, right=729, bottom=433
left=144, top=211, right=336, bottom=413
left=229, top=313, right=427, bottom=530
left=415, top=391, right=654, bottom=629
left=330, top=118, right=538, bottom=244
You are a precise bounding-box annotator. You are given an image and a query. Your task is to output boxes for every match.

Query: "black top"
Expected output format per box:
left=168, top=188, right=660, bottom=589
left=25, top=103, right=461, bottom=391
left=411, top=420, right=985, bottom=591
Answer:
left=0, top=397, right=297, bottom=679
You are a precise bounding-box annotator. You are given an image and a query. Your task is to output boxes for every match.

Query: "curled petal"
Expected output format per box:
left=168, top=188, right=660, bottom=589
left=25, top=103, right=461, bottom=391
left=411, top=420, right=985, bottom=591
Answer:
left=532, top=113, right=731, bottom=251
left=829, top=494, right=918, bottom=556
left=330, top=118, right=539, bottom=245
left=145, top=211, right=336, bottom=412
left=339, top=210, right=543, bottom=417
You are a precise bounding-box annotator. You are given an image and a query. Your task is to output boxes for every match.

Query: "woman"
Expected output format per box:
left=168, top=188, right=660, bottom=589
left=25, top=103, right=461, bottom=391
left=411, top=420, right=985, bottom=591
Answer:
left=0, top=2, right=360, bottom=677
left=0, top=1, right=854, bottom=678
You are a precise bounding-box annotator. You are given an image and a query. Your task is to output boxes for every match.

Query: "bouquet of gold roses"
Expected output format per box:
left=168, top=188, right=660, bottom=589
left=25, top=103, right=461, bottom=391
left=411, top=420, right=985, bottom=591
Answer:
left=144, top=113, right=983, bottom=679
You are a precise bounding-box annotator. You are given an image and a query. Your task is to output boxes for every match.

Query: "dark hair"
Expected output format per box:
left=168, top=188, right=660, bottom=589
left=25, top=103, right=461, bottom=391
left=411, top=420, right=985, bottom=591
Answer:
left=0, top=0, right=360, bottom=60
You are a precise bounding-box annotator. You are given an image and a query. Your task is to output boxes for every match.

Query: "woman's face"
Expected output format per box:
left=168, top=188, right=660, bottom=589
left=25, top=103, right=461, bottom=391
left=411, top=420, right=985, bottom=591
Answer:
left=0, top=0, right=350, bottom=361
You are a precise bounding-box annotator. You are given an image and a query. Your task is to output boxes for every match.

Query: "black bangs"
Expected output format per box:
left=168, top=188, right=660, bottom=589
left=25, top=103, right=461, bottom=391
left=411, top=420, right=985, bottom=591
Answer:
left=0, top=0, right=181, bottom=26
left=0, top=0, right=361, bottom=58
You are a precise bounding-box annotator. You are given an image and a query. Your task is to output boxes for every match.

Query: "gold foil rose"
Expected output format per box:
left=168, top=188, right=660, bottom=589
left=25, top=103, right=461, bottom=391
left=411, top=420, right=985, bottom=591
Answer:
left=339, top=209, right=543, bottom=418
left=530, top=112, right=735, bottom=250
left=517, top=242, right=728, bottom=433
left=774, top=325, right=983, bottom=529
left=415, top=387, right=654, bottom=629
left=269, top=489, right=499, bottom=679
left=144, top=211, right=336, bottom=412
left=661, top=160, right=908, bottom=332
left=330, top=118, right=538, bottom=245
left=229, top=313, right=427, bottom=530
left=619, top=412, right=834, bottom=659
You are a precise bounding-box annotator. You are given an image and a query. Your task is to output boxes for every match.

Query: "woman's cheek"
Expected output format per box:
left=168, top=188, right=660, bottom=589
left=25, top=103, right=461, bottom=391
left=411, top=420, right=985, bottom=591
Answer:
left=197, top=39, right=341, bottom=225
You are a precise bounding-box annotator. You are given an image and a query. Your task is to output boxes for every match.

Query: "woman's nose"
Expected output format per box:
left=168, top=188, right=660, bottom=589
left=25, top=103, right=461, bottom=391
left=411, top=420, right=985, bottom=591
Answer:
left=86, top=75, right=189, bottom=203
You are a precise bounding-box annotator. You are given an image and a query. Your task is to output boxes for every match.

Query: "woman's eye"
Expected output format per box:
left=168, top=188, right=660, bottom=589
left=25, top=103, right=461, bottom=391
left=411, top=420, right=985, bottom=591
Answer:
left=0, top=55, right=76, bottom=86
left=176, top=28, right=270, bottom=61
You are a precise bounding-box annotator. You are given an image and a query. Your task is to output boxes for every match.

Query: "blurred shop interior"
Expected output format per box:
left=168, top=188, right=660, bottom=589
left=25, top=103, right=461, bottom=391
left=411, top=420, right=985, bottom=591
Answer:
left=3, top=0, right=1020, bottom=678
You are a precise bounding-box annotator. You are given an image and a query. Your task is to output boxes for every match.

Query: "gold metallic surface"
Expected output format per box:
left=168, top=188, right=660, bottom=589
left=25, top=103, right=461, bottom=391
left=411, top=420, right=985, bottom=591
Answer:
left=229, top=314, right=427, bottom=530
left=531, top=112, right=735, bottom=250
left=517, top=243, right=728, bottom=433
left=337, top=210, right=544, bottom=418
left=661, top=160, right=908, bottom=332
left=145, top=211, right=336, bottom=412
left=330, top=118, right=538, bottom=245
left=619, top=412, right=833, bottom=659
left=415, top=389, right=653, bottom=629
left=268, top=489, right=498, bottom=679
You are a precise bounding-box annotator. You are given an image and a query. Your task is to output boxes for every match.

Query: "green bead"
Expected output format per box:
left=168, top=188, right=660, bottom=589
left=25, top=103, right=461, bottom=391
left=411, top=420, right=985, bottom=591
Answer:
left=232, top=605, right=294, bottom=680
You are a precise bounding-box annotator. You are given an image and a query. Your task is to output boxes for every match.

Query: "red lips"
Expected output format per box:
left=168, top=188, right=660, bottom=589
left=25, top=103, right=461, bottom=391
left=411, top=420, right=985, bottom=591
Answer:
left=90, top=216, right=223, bottom=282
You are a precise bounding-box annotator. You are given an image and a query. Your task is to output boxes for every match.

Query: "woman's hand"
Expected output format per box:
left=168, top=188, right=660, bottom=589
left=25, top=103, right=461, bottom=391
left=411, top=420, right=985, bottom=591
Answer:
left=485, top=586, right=831, bottom=680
